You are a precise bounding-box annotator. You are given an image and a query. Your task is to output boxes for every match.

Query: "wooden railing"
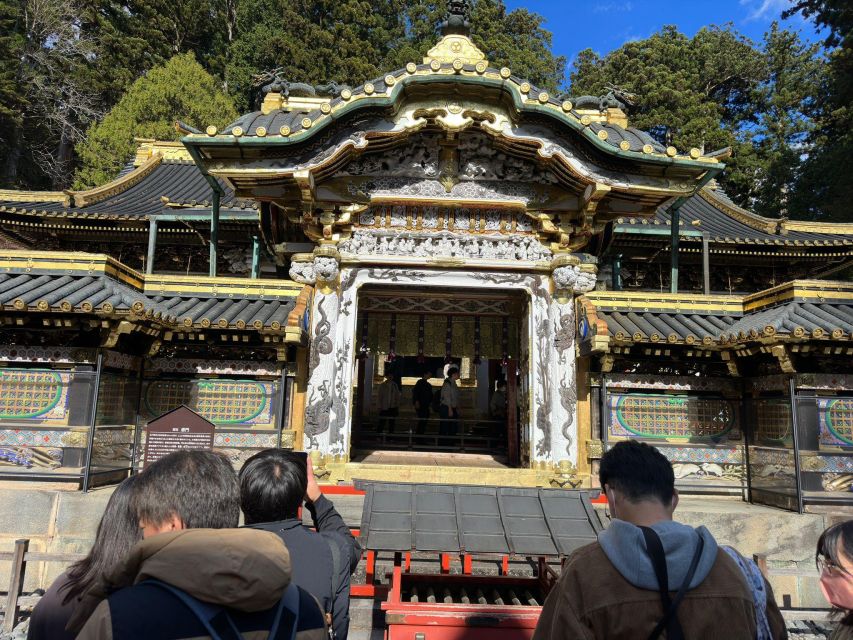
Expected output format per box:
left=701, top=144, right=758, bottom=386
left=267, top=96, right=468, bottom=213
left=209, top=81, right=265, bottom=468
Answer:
left=0, top=539, right=85, bottom=632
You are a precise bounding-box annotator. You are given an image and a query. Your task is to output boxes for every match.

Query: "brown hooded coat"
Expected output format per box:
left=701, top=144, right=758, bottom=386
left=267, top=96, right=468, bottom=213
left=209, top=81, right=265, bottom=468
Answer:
left=75, top=528, right=327, bottom=640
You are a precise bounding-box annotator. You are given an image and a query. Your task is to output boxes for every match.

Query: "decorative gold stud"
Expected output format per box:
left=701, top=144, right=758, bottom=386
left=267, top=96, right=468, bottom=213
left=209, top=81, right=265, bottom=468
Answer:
left=500, top=67, right=511, bottom=79
left=205, top=125, right=217, bottom=136
left=619, top=140, right=631, bottom=151
left=384, top=74, right=396, bottom=86
left=279, top=125, right=291, bottom=136
left=341, top=89, right=352, bottom=101
left=475, top=61, right=487, bottom=74
left=519, top=82, right=531, bottom=94
left=580, top=115, right=592, bottom=125
left=254, top=126, right=266, bottom=137
left=320, top=103, right=332, bottom=114
left=301, top=117, right=312, bottom=129
left=561, top=100, right=573, bottom=111
left=689, top=148, right=701, bottom=159
left=406, top=62, right=417, bottom=74
left=642, top=144, right=654, bottom=154
left=597, top=129, right=609, bottom=140
left=364, top=83, right=375, bottom=95
left=452, top=59, right=464, bottom=71
left=666, top=146, right=677, bottom=157
left=430, top=59, right=441, bottom=71
left=538, top=92, right=549, bottom=103
left=232, top=126, right=243, bottom=137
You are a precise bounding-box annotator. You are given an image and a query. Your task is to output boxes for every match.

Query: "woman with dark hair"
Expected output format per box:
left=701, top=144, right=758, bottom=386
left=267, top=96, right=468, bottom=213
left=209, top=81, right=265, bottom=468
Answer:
left=817, top=520, right=853, bottom=639
left=27, top=474, right=141, bottom=640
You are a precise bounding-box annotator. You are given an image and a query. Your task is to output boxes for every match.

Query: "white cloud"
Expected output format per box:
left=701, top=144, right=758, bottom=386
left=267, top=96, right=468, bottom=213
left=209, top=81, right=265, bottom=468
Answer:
left=593, top=1, right=634, bottom=13
left=740, top=0, right=789, bottom=22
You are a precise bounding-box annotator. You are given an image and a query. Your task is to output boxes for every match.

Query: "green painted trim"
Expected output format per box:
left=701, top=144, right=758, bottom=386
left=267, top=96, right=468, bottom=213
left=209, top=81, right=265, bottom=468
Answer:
left=614, top=225, right=703, bottom=237
left=825, top=398, right=853, bottom=446
left=613, top=393, right=735, bottom=440
left=151, top=212, right=258, bottom=222
left=144, top=379, right=269, bottom=425
left=0, top=369, right=64, bottom=419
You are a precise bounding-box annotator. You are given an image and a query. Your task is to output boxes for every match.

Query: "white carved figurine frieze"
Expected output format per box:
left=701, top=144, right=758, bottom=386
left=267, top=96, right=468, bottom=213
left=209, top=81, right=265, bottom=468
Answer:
left=339, top=229, right=552, bottom=262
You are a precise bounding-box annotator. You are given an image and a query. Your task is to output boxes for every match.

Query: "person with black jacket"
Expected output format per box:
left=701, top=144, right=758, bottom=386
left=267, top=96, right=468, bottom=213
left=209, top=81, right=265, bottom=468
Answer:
left=240, top=449, right=362, bottom=640
left=74, top=450, right=327, bottom=640
left=412, top=370, right=434, bottom=435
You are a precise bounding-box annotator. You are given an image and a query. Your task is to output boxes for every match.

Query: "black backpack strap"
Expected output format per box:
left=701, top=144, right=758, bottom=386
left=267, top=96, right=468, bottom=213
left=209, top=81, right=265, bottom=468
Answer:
left=640, top=527, right=705, bottom=640
left=322, top=534, right=342, bottom=615
left=268, top=582, right=300, bottom=640
left=142, top=579, right=242, bottom=640
left=640, top=527, right=677, bottom=640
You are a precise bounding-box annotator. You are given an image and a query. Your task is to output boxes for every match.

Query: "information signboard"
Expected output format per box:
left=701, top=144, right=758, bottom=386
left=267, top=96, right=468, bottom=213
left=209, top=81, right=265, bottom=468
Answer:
left=143, top=405, right=215, bottom=466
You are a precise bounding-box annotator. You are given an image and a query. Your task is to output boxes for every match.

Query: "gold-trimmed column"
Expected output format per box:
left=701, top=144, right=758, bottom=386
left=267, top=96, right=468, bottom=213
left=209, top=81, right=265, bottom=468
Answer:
left=575, top=355, right=593, bottom=483
left=288, top=347, right=310, bottom=451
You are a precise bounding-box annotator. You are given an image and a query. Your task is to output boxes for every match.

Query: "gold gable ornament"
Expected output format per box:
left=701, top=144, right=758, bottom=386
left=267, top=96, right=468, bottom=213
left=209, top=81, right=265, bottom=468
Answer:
left=425, top=34, right=487, bottom=66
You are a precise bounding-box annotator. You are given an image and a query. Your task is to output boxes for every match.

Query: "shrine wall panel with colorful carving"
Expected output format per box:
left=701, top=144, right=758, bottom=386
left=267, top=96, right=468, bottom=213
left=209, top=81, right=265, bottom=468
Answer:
left=0, top=349, right=140, bottom=476
left=603, top=377, right=745, bottom=488
left=139, top=373, right=284, bottom=469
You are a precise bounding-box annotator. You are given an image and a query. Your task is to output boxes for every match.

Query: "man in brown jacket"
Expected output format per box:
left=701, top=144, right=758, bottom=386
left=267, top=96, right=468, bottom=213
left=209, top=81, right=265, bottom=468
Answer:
left=534, top=441, right=787, bottom=640
left=74, top=450, right=328, bottom=640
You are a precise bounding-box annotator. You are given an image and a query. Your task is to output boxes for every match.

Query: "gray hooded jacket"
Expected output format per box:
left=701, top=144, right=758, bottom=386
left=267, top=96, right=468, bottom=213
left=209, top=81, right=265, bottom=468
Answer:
left=598, top=519, right=719, bottom=590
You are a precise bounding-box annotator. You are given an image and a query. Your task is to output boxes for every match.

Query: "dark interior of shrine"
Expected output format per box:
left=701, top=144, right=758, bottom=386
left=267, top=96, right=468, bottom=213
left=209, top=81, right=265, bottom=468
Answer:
left=350, top=285, right=527, bottom=466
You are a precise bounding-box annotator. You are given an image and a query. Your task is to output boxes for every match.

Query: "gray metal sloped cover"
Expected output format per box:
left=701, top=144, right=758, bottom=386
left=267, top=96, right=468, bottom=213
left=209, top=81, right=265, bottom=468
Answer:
left=356, top=481, right=603, bottom=557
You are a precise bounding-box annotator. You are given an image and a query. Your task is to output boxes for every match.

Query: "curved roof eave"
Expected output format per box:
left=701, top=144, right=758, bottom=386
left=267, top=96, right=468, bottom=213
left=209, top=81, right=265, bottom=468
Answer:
left=182, top=64, right=722, bottom=176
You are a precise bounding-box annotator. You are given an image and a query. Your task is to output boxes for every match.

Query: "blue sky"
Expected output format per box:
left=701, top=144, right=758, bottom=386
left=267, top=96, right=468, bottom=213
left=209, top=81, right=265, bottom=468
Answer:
left=503, top=0, right=824, bottom=77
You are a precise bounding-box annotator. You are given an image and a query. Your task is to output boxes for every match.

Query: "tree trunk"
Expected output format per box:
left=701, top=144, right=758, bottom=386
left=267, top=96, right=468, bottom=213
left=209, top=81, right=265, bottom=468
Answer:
left=2, top=127, right=22, bottom=187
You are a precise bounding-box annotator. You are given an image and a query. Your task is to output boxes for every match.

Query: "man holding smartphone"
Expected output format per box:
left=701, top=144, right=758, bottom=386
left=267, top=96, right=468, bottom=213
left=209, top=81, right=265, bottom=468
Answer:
left=239, top=450, right=362, bottom=639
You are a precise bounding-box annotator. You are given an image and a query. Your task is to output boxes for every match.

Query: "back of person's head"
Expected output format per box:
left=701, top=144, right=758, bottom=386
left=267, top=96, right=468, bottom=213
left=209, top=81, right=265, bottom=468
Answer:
left=134, top=450, right=240, bottom=530
left=447, top=366, right=459, bottom=378
left=496, top=380, right=507, bottom=390
left=239, top=449, right=308, bottom=525
left=62, top=474, right=142, bottom=604
left=599, top=440, right=675, bottom=505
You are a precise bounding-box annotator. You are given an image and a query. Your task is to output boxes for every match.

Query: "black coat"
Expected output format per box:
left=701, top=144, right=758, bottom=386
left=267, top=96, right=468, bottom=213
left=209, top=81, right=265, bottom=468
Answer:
left=412, top=379, right=434, bottom=412
left=28, top=571, right=77, bottom=640
left=249, top=495, right=362, bottom=640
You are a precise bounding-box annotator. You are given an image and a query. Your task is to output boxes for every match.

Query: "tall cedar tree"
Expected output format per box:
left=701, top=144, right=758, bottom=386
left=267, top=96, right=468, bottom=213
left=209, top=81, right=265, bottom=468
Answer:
left=570, top=24, right=826, bottom=220
left=74, top=53, right=237, bottom=188
left=785, top=0, right=853, bottom=222
left=0, top=0, right=25, bottom=185
left=728, top=24, right=823, bottom=219
left=226, top=0, right=566, bottom=112
left=1, top=0, right=100, bottom=189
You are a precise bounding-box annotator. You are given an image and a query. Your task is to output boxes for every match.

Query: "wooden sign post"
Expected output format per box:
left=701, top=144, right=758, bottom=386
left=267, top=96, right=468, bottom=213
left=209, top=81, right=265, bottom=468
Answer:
left=143, top=405, right=215, bottom=466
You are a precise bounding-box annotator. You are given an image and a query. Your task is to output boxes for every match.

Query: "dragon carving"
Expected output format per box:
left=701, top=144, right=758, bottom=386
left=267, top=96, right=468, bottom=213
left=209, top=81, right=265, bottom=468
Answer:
left=309, top=297, right=333, bottom=374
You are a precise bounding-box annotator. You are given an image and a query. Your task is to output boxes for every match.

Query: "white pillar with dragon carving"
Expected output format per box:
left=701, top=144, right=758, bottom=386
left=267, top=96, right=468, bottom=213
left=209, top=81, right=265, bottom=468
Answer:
left=290, top=247, right=345, bottom=455
left=543, top=255, right=598, bottom=472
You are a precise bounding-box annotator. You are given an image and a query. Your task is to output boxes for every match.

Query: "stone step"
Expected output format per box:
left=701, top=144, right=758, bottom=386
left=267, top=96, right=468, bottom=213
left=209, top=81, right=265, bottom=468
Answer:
left=326, top=462, right=557, bottom=486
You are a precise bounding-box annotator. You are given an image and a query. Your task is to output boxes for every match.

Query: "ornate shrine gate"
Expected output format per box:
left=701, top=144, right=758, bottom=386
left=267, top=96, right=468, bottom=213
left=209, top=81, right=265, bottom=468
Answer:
left=183, top=22, right=722, bottom=483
